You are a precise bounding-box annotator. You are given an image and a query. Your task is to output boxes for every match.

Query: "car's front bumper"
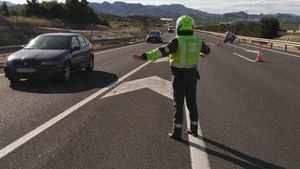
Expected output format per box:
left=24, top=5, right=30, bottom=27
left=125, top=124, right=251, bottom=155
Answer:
left=147, top=37, right=162, bottom=42
left=4, top=62, right=64, bottom=79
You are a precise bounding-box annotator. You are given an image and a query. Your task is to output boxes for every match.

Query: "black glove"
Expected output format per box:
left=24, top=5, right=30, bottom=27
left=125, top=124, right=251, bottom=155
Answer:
left=195, top=70, right=200, bottom=80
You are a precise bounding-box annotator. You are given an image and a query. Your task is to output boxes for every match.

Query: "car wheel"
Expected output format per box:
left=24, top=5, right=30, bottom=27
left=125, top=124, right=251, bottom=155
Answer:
left=8, top=76, right=19, bottom=85
left=85, top=56, right=94, bottom=72
left=61, top=62, right=71, bottom=82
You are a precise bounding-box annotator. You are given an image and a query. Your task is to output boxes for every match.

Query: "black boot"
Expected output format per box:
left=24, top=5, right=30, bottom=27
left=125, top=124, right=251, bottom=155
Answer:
left=187, top=125, right=198, bottom=137
left=169, top=128, right=182, bottom=141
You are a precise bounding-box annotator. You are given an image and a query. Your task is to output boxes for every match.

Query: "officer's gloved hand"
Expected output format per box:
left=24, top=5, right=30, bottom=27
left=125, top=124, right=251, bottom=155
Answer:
left=195, top=70, right=200, bottom=80
left=200, top=53, right=206, bottom=58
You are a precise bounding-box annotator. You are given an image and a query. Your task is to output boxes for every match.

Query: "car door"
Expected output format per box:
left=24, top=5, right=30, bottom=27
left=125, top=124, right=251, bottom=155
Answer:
left=77, top=35, right=90, bottom=67
left=70, top=36, right=82, bottom=68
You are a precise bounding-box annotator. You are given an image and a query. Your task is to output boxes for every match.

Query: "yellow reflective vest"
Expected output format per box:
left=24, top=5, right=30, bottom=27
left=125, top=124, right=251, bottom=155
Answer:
left=170, top=35, right=202, bottom=67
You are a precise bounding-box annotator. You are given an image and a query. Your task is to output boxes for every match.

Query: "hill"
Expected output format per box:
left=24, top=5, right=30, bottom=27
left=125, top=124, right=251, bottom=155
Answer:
left=89, top=1, right=300, bottom=22
left=89, top=1, right=213, bottom=19
left=0, top=0, right=15, bottom=6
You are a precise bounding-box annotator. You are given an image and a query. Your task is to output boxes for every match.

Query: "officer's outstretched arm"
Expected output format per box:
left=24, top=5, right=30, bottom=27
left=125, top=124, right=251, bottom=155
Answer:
left=141, top=38, right=178, bottom=61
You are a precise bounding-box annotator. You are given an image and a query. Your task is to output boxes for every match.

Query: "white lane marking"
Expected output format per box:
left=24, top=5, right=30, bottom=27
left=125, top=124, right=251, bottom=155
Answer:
left=102, top=75, right=211, bottom=169
left=185, top=102, right=211, bottom=169
left=208, top=42, right=216, bottom=47
left=0, top=73, right=4, bottom=77
left=0, top=61, right=152, bottom=159
left=233, top=52, right=256, bottom=62
left=102, top=76, right=172, bottom=99
left=153, top=57, right=169, bottom=63
left=94, top=43, right=146, bottom=55
left=240, top=43, right=300, bottom=58
left=227, top=43, right=249, bottom=51
left=245, top=49, right=259, bottom=54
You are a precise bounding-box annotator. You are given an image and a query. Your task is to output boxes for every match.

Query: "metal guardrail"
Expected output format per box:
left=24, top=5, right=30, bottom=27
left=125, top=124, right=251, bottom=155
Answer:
left=196, top=30, right=300, bottom=53
left=0, top=45, right=23, bottom=53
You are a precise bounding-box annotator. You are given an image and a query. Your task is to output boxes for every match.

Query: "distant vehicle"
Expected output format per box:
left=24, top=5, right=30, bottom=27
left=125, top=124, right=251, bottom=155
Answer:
left=146, top=31, right=163, bottom=43
left=224, top=31, right=236, bottom=43
left=3, top=33, right=94, bottom=84
left=168, top=26, right=175, bottom=33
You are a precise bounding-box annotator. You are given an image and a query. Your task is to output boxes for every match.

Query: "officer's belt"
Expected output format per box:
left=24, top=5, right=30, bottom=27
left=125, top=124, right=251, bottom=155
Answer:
left=171, top=64, right=197, bottom=69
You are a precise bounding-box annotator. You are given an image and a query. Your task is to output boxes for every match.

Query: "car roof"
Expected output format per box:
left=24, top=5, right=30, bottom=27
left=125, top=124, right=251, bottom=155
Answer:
left=39, top=33, right=83, bottom=37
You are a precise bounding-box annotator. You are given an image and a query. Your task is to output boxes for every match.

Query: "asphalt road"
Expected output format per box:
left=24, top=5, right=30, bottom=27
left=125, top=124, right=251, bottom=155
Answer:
left=0, top=32, right=299, bottom=169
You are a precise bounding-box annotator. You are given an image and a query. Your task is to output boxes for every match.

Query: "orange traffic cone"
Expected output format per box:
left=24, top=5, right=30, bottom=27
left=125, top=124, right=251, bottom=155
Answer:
left=256, top=45, right=264, bottom=62
left=216, top=38, right=221, bottom=46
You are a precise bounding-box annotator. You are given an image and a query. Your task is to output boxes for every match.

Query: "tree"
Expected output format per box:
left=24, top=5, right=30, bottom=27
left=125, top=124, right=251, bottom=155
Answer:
left=1, top=2, right=10, bottom=17
left=65, top=0, right=97, bottom=24
left=260, top=17, right=280, bottom=39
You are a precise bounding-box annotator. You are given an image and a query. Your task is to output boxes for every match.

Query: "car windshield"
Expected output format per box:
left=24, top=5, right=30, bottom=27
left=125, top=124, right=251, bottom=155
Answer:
left=25, top=36, right=70, bottom=50
left=149, top=32, right=160, bottom=36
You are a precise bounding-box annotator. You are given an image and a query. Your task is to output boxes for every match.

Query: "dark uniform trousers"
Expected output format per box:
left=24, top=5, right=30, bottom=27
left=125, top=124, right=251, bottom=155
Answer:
left=171, top=66, right=199, bottom=133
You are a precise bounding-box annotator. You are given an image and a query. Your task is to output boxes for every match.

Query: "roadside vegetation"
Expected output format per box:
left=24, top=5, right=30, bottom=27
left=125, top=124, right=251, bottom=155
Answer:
left=0, top=1, right=167, bottom=46
left=200, top=17, right=281, bottom=39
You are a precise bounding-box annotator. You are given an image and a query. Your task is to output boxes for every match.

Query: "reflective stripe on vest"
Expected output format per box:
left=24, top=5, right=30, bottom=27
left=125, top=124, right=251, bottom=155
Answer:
left=170, top=35, right=202, bottom=66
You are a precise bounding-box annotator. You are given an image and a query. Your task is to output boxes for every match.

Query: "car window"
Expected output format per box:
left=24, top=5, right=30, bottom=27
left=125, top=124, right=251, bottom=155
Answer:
left=25, top=36, right=70, bottom=50
left=83, top=36, right=91, bottom=46
left=78, top=36, right=88, bottom=47
left=150, top=31, right=160, bottom=36
left=71, top=37, right=80, bottom=49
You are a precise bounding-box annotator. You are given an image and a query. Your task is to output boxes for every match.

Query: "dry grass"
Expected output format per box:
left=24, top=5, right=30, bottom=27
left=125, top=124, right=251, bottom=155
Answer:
left=278, top=34, right=300, bottom=42
left=0, top=53, right=10, bottom=63
left=6, top=16, right=66, bottom=28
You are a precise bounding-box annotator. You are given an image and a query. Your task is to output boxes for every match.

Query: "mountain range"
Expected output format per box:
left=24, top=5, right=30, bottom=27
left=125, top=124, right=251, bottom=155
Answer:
left=88, top=1, right=299, bottom=22
left=0, top=0, right=15, bottom=6
left=1, top=0, right=299, bottom=22
left=89, top=1, right=214, bottom=19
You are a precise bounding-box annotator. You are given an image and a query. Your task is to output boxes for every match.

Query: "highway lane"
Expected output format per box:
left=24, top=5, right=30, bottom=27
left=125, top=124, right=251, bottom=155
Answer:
left=198, top=33, right=300, bottom=168
left=1, top=32, right=299, bottom=168
left=0, top=34, right=174, bottom=152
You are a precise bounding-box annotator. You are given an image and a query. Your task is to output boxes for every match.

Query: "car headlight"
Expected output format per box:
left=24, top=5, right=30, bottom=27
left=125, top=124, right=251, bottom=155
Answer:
left=7, top=55, right=14, bottom=62
left=41, top=61, right=59, bottom=65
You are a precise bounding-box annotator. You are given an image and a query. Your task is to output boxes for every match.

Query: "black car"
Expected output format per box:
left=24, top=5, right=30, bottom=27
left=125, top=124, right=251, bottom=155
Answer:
left=224, top=31, right=236, bottom=43
left=167, top=26, right=175, bottom=33
left=3, top=33, right=94, bottom=84
left=146, top=31, right=163, bottom=43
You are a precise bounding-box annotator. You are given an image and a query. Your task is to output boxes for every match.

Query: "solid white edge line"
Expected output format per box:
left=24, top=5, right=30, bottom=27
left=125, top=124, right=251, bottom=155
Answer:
left=0, top=61, right=152, bottom=159
left=185, top=102, right=211, bottom=169
left=232, top=52, right=256, bottom=62
left=240, top=43, right=300, bottom=58
left=94, top=42, right=146, bottom=55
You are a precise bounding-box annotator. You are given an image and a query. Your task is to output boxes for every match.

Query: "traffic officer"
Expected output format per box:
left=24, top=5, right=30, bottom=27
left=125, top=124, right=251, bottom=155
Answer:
left=131, top=15, right=210, bottom=141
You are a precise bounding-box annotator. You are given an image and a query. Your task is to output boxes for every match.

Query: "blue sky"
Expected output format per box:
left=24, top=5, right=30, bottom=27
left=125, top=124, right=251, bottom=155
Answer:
left=7, top=0, right=300, bottom=15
